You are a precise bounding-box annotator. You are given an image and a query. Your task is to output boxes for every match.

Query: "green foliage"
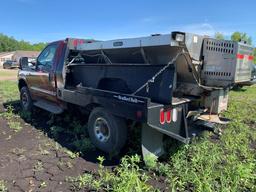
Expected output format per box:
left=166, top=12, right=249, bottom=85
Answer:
left=71, top=138, right=95, bottom=153
left=8, top=121, right=22, bottom=132
left=165, top=86, right=256, bottom=192
left=144, top=154, right=158, bottom=170
left=33, top=161, right=44, bottom=172
left=67, top=155, right=154, bottom=191
left=0, top=180, right=7, bottom=192
left=0, top=33, right=46, bottom=52
left=214, top=32, right=224, bottom=40
left=0, top=105, right=22, bottom=132
left=49, top=125, right=65, bottom=139
left=231, top=32, right=252, bottom=45
left=19, top=110, right=32, bottom=122
left=39, top=181, right=47, bottom=188
left=0, top=105, right=15, bottom=120
left=64, top=149, right=79, bottom=159
left=67, top=173, right=94, bottom=190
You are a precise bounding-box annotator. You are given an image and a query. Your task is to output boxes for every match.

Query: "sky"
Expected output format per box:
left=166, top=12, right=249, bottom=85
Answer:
left=0, top=0, right=255, bottom=45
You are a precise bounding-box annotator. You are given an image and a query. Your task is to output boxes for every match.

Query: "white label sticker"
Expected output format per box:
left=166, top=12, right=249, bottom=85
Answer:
left=193, top=36, right=198, bottom=43
left=172, top=108, right=178, bottom=122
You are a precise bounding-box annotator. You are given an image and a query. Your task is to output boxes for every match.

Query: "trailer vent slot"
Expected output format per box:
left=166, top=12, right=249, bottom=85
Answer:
left=204, top=71, right=231, bottom=77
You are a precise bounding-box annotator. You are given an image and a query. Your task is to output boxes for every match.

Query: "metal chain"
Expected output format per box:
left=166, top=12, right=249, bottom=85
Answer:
left=132, top=50, right=189, bottom=95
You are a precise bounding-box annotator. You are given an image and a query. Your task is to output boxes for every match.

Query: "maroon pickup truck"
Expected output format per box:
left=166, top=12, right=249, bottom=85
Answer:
left=18, top=33, right=253, bottom=159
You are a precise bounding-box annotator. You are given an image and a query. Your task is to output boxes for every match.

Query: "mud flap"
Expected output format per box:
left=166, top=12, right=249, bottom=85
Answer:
left=141, top=124, right=165, bottom=163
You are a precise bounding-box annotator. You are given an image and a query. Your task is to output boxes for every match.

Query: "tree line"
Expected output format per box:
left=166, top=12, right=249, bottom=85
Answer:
left=215, top=31, right=255, bottom=64
left=0, top=33, right=47, bottom=52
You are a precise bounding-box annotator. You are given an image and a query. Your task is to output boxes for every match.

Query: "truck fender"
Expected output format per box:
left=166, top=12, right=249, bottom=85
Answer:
left=18, top=78, right=28, bottom=90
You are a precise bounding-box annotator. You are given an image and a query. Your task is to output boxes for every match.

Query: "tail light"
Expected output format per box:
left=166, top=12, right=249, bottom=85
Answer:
left=73, top=39, right=85, bottom=47
left=73, top=39, right=79, bottom=47
left=237, top=54, right=244, bottom=59
left=160, top=109, right=172, bottom=124
left=166, top=111, right=171, bottom=123
left=160, top=109, right=165, bottom=125
left=248, top=55, right=254, bottom=61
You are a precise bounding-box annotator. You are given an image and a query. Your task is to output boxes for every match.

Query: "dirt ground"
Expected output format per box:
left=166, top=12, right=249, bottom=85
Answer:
left=0, top=100, right=124, bottom=191
left=0, top=69, right=18, bottom=81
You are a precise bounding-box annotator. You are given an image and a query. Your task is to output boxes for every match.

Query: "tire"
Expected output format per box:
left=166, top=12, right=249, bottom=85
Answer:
left=20, top=86, right=33, bottom=112
left=88, top=107, right=127, bottom=154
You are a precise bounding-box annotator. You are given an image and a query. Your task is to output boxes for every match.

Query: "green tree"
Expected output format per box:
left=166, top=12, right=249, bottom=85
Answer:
left=215, top=32, right=224, bottom=40
left=231, top=32, right=252, bottom=45
left=0, top=33, right=47, bottom=52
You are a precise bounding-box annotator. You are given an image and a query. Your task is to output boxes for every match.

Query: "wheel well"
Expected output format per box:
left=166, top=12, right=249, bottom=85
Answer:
left=18, top=79, right=27, bottom=90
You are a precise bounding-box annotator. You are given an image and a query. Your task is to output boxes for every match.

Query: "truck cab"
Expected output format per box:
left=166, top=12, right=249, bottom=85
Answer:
left=19, top=41, right=66, bottom=111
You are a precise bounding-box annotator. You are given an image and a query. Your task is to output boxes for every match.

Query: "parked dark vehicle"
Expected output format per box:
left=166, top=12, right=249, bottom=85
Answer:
left=3, top=60, right=18, bottom=69
left=18, top=32, right=254, bottom=160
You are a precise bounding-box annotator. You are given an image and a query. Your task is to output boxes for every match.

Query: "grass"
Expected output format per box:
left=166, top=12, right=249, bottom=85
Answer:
left=67, top=155, right=153, bottom=192
left=34, top=161, right=44, bottom=172
left=0, top=180, right=7, bottom=192
left=0, top=105, right=22, bottom=133
left=0, top=69, right=18, bottom=77
left=39, top=181, right=47, bottom=189
left=163, top=87, right=256, bottom=191
left=7, top=121, right=22, bottom=132
left=0, top=80, right=19, bottom=102
left=0, top=80, right=255, bottom=191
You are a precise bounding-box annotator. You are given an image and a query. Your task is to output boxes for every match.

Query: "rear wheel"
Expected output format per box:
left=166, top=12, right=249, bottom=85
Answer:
left=20, top=87, right=33, bottom=112
left=88, top=107, right=127, bottom=154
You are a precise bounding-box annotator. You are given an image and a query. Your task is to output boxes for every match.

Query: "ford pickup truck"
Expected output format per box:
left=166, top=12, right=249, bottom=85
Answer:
left=18, top=32, right=254, bottom=159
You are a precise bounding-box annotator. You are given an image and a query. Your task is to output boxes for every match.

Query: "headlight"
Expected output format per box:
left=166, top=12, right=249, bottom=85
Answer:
left=172, top=32, right=185, bottom=42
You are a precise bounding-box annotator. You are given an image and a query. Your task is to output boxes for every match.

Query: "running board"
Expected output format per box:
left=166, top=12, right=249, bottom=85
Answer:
left=33, top=100, right=64, bottom=114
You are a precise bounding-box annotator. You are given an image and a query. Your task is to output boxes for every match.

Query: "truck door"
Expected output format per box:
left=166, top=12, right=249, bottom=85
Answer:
left=29, top=42, right=59, bottom=102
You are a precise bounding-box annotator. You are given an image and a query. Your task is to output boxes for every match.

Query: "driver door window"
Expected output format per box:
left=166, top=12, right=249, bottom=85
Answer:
left=37, top=44, right=58, bottom=71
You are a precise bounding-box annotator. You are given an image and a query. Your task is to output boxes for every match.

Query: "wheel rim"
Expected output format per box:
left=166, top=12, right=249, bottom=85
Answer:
left=21, top=92, right=29, bottom=109
left=93, top=117, right=110, bottom=143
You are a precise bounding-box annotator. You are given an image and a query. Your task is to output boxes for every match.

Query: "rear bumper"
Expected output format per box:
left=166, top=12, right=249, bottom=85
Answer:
left=146, top=102, right=190, bottom=143
left=236, top=78, right=256, bottom=86
left=146, top=100, right=228, bottom=143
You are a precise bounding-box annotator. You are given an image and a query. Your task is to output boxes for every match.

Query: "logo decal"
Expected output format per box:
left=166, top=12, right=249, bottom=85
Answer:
left=113, top=95, right=145, bottom=104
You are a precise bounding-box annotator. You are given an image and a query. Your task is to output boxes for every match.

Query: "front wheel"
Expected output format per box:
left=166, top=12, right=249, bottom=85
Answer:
left=20, top=87, right=33, bottom=112
left=88, top=107, right=127, bottom=154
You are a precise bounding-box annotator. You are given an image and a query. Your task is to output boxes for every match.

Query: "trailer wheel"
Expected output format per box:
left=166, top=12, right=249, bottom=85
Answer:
left=88, top=107, right=127, bottom=154
left=20, top=86, right=33, bottom=112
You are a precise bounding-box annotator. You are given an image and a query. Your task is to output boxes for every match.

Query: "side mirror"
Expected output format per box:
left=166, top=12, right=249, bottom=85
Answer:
left=19, top=57, right=28, bottom=69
